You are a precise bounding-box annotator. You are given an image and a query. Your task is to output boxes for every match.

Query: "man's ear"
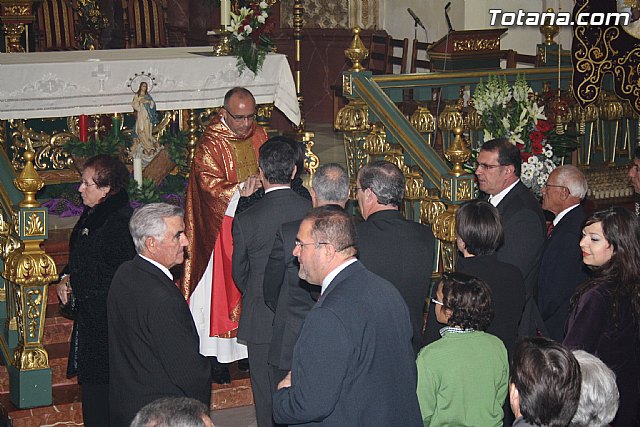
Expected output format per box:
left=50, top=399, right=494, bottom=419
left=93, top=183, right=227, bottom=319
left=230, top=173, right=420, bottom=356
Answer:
left=291, top=165, right=297, bottom=180
left=509, top=383, right=521, bottom=418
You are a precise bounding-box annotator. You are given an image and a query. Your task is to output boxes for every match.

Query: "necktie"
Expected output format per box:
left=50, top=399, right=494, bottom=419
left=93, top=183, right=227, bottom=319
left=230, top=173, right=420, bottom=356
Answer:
left=546, top=222, right=554, bottom=238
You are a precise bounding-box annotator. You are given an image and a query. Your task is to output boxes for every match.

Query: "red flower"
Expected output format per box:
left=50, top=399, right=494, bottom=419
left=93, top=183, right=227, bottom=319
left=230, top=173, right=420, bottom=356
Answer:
left=529, top=130, right=544, bottom=144
left=531, top=141, right=544, bottom=155
left=521, top=151, right=532, bottom=162
left=536, top=119, right=553, bottom=133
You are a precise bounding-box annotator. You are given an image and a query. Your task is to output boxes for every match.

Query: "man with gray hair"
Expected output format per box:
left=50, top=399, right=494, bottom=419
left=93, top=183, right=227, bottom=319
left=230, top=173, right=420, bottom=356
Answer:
left=538, top=165, right=589, bottom=341
left=130, top=397, right=214, bottom=427
left=108, top=203, right=211, bottom=427
left=570, top=350, right=619, bottom=427
left=356, top=160, right=435, bottom=353
left=263, top=163, right=350, bottom=391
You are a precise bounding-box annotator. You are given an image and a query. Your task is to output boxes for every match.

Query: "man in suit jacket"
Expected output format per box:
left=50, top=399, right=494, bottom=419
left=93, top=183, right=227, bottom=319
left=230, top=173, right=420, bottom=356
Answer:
left=475, top=138, right=547, bottom=337
left=263, top=163, right=349, bottom=390
left=108, top=203, right=211, bottom=427
left=232, top=137, right=311, bottom=427
left=355, top=160, right=435, bottom=353
left=538, top=165, right=589, bottom=342
left=273, top=207, right=422, bottom=426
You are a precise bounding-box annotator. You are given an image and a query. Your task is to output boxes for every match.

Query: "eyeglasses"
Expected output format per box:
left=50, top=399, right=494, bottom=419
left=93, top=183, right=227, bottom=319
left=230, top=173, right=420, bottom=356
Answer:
left=431, top=298, right=444, bottom=306
left=226, top=111, right=256, bottom=122
left=80, top=180, right=97, bottom=188
left=294, top=240, right=329, bottom=249
left=542, top=183, right=568, bottom=191
left=476, top=163, right=503, bottom=170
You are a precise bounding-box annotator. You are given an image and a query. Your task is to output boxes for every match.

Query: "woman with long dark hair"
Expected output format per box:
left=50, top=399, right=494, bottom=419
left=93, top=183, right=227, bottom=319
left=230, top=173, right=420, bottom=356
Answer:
left=564, top=206, right=640, bottom=426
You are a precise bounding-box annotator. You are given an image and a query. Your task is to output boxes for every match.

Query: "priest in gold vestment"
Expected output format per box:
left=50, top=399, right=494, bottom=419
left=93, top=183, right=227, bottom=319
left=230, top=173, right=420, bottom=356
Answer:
left=182, top=87, right=268, bottom=377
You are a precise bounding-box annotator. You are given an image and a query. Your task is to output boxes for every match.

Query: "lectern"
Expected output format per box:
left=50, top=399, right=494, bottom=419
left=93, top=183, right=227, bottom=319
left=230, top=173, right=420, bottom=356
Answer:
left=428, top=29, right=507, bottom=71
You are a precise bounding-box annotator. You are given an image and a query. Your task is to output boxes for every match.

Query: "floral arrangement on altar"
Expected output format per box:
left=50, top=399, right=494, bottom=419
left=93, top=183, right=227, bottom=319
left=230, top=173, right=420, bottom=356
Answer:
left=473, top=75, right=576, bottom=195
left=229, top=0, right=275, bottom=74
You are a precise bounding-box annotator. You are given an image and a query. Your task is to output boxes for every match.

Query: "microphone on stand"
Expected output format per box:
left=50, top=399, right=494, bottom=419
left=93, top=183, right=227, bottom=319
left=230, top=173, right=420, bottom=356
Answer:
left=407, top=8, right=426, bottom=30
left=445, top=2, right=454, bottom=33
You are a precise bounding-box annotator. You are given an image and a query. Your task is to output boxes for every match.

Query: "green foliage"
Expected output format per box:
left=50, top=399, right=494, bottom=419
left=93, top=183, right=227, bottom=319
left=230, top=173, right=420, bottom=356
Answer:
left=127, top=178, right=163, bottom=204
left=160, top=131, right=189, bottom=170
left=64, top=133, right=127, bottom=158
left=232, top=36, right=274, bottom=74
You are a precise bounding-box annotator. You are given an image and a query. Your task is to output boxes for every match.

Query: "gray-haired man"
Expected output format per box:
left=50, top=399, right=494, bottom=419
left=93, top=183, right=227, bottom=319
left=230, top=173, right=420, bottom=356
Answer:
left=108, top=203, right=211, bottom=427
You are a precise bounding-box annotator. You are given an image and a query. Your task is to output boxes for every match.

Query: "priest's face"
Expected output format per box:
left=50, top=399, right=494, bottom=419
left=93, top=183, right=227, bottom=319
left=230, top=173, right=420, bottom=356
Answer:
left=223, top=94, right=256, bottom=138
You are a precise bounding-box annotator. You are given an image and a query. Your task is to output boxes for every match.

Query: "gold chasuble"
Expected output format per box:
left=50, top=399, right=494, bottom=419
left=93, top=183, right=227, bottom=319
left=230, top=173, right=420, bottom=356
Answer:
left=183, top=115, right=267, bottom=341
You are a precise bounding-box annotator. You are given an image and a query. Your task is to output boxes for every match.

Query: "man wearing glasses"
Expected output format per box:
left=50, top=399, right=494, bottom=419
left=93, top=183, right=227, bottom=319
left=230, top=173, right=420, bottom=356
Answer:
left=273, top=207, right=422, bottom=427
left=182, top=87, right=268, bottom=384
left=538, top=165, right=589, bottom=342
left=475, top=138, right=547, bottom=338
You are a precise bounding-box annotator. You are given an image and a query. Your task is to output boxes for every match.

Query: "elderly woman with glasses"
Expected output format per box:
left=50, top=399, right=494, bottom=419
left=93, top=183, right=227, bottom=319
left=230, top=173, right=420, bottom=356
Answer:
left=55, top=154, right=136, bottom=427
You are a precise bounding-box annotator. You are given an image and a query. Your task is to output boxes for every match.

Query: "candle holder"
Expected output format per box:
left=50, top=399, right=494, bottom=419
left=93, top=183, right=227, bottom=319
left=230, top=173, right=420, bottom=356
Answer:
left=208, top=27, right=233, bottom=56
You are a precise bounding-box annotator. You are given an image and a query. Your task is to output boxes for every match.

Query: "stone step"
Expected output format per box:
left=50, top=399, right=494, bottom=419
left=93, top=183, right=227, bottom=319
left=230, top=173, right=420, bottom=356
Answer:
left=0, top=373, right=253, bottom=426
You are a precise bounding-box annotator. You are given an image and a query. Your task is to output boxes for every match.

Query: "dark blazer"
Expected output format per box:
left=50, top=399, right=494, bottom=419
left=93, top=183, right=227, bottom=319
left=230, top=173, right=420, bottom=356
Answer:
left=108, top=256, right=211, bottom=427
left=356, top=210, right=435, bottom=353
left=537, top=205, right=588, bottom=342
left=232, top=188, right=311, bottom=344
left=456, top=255, right=525, bottom=356
left=263, top=218, right=319, bottom=371
left=493, top=181, right=547, bottom=337
left=272, top=261, right=422, bottom=426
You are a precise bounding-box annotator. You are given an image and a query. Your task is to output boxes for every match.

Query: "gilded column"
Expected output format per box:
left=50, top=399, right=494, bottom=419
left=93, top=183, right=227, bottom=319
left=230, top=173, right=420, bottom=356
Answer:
left=2, top=151, right=56, bottom=407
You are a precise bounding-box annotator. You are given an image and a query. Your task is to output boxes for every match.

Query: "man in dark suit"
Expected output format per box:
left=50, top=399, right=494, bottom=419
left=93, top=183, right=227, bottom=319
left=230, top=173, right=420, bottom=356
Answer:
left=355, top=160, right=435, bottom=353
left=263, top=163, right=349, bottom=391
left=108, top=203, right=211, bottom=427
left=475, top=138, right=547, bottom=337
left=538, top=165, right=589, bottom=342
left=232, top=137, right=311, bottom=427
left=273, top=207, right=422, bottom=426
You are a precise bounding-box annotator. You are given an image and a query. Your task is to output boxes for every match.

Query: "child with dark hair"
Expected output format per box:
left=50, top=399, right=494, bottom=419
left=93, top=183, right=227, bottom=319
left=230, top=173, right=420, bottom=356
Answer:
left=416, top=272, right=509, bottom=427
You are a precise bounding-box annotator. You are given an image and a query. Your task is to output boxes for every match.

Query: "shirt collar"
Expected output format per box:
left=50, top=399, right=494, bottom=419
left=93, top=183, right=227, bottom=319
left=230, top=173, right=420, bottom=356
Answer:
left=139, top=254, right=173, bottom=281
left=265, top=186, right=290, bottom=194
left=439, top=326, right=475, bottom=337
left=553, top=203, right=579, bottom=226
left=489, top=179, right=520, bottom=207
left=321, top=258, right=357, bottom=295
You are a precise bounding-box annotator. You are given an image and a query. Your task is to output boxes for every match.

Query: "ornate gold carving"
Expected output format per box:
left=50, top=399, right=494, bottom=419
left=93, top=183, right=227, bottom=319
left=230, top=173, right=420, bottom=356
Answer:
left=13, top=346, right=48, bottom=370
left=439, top=240, right=457, bottom=273
left=298, top=131, right=319, bottom=176
left=13, top=151, right=44, bottom=208
left=256, top=104, right=274, bottom=131
left=24, top=212, right=44, bottom=237
left=26, top=288, right=42, bottom=339
left=5, top=5, right=29, bottom=15
left=433, top=204, right=457, bottom=243
left=362, top=123, right=390, bottom=155
left=345, top=27, right=369, bottom=72
left=9, top=119, right=74, bottom=171
left=3, top=23, right=26, bottom=52
left=456, top=179, right=473, bottom=200
left=444, top=127, right=471, bottom=176
left=438, top=104, right=464, bottom=131
left=453, top=38, right=499, bottom=52
left=600, top=91, right=624, bottom=121
left=441, top=176, right=453, bottom=201
left=409, top=106, right=436, bottom=137
left=420, top=198, right=446, bottom=226
left=335, top=99, right=370, bottom=132
left=343, top=132, right=368, bottom=183
left=405, top=171, right=425, bottom=201
left=343, top=74, right=353, bottom=96
left=540, top=8, right=559, bottom=45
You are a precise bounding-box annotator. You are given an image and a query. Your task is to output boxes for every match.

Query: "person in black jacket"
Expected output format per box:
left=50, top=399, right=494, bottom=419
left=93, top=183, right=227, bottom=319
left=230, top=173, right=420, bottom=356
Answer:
left=55, top=154, right=136, bottom=427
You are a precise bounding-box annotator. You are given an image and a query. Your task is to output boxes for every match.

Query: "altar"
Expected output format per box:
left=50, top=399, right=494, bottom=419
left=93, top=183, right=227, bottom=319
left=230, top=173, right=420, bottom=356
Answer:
left=0, top=47, right=301, bottom=124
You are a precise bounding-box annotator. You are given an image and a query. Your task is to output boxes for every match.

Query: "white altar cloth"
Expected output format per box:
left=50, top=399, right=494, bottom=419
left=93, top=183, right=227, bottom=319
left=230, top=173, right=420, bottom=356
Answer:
left=0, top=47, right=301, bottom=124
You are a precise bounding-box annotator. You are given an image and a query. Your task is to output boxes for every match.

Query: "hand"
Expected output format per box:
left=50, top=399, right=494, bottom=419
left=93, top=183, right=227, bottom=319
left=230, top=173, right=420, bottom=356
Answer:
left=56, top=276, right=71, bottom=305
left=277, top=371, right=292, bottom=389
left=240, top=175, right=261, bottom=197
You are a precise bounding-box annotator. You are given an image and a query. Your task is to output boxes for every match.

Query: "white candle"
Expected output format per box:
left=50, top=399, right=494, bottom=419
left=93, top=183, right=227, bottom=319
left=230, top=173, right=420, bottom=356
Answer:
left=133, top=158, right=143, bottom=188
left=221, top=0, right=231, bottom=27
